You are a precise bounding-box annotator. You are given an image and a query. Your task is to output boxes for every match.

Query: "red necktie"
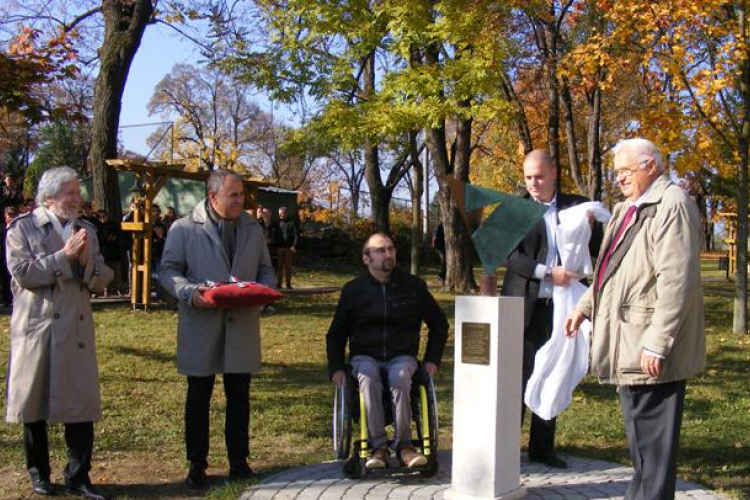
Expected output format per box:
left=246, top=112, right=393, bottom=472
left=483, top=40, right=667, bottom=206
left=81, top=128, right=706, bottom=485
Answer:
left=596, top=205, right=637, bottom=290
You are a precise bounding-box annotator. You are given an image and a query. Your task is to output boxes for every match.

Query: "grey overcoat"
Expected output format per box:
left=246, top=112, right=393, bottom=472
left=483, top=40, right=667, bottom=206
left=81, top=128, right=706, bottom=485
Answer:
left=159, top=200, right=275, bottom=376
left=5, top=208, right=113, bottom=424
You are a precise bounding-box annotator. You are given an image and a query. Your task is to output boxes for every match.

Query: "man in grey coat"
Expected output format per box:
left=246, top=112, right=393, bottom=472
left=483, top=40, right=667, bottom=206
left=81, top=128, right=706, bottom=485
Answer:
left=565, top=138, right=705, bottom=500
left=5, top=167, right=113, bottom=499
left=160, top=169, right=275, bottom=489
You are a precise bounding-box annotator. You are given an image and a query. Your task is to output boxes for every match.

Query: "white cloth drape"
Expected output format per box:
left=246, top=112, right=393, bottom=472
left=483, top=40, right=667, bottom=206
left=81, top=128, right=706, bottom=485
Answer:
left=524, top=202, right=611, bottom=420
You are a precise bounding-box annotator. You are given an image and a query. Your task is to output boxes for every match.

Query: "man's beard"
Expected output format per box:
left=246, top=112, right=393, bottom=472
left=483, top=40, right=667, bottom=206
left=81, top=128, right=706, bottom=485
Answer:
left=381, top=258, right=395, bottom=272
left=50, top=206, right=78, bottom=222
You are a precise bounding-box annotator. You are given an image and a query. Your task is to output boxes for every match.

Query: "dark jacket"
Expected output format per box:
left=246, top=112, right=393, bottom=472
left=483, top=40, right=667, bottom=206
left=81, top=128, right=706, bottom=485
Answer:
left=502, top=192, right=601, bottom=329
left=276, top=217, right=298, bottom=249
left=326, top=268, right=449, bottom=379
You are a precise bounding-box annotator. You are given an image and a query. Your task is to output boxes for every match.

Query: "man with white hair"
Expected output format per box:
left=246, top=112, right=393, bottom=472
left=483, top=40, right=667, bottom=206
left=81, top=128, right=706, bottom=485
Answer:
left=5, top=167, right=113, bottom=499
left=160, top=169, right=275, bottom=489
left=565, top=138, right=705, bottom=500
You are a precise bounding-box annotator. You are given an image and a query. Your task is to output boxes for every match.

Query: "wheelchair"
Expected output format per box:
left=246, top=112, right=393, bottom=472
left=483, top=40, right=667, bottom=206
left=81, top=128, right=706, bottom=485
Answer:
left=332, top=362, right=440, bottom=479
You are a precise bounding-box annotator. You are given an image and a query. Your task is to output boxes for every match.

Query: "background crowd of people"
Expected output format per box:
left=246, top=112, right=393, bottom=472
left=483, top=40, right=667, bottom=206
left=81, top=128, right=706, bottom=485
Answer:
left=0, top=173, right=301, bottom=307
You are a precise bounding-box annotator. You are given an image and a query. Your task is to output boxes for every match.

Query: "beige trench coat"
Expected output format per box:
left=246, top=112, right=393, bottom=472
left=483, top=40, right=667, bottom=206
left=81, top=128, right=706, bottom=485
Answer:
left=5, top=208, right=113, bottom=423
left=159, top=200, right=275, bottom=376
left=576, top=175, right=706, bottom=385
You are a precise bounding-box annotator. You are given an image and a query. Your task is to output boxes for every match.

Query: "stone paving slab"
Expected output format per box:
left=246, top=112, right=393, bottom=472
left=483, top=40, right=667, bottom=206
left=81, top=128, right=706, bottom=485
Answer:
left=240, top=452, right=730, bottom=500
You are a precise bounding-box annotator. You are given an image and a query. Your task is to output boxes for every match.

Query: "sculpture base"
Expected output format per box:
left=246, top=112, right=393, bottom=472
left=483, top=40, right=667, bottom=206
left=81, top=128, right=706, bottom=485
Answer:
left=479, top=274, right=497, bottom=296
left=444, top=487, right=526, bottom=500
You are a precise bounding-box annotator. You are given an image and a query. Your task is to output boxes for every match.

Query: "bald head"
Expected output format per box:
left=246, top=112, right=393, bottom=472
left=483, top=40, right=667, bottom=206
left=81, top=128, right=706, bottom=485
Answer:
left=523, top=149, right=556, bottom=202
left=524, top=150, right=553, bottom=169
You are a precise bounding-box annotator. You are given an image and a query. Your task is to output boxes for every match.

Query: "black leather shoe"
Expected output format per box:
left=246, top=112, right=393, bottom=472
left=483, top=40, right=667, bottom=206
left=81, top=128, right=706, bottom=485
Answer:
left=229, top=462, right=259, bottom=480
left=528, top=451, right=568, bottom=468
left=64, top=482, right=107, bottom=500
left=31, top=477, right=55, bottom=496
left=185, top=464, right=207, bottom=490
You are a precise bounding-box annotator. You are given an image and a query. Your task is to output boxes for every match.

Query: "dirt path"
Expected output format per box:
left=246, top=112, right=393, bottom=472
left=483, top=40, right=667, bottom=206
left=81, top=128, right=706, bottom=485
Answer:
left=0, top=458, right=257, bottom=500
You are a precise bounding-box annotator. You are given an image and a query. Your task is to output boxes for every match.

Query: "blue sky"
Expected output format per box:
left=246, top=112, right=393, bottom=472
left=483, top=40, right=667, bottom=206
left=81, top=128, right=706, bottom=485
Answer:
left=119, top=23, right=283, bottom=156
left=119, top=24, right=197, bottom=156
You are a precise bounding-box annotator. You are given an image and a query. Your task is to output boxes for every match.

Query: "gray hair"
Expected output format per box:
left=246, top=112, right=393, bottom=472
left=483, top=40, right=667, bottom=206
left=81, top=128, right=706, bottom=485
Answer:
left=36, top=167, right=79, bottom=207
left=612, top=138, right=664, bottom=173
left=207, top=169, right=243, bottom=194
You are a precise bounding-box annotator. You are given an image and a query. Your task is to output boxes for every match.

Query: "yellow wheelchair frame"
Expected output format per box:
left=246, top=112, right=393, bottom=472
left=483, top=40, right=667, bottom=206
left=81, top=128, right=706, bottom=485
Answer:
left=332, top=365, right=439, bottom=478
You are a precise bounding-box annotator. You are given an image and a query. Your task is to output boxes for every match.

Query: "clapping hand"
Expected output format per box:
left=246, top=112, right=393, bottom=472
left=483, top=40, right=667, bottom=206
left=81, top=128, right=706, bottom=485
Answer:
left=63, top=228, right=88, bottom=266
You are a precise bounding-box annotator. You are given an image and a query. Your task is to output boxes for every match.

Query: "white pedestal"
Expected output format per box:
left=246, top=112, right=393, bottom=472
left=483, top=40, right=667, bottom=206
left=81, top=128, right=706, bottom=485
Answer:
left=446, top=296, right=526, bottom=500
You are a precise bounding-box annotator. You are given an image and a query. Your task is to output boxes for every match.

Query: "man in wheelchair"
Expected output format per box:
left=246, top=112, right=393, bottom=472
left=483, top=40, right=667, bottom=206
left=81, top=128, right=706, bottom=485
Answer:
left=326, top=232, right=449, bottom=470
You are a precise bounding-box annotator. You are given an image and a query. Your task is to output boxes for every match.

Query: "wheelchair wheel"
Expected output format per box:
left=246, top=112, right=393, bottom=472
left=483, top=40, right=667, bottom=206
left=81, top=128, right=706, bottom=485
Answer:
left=332, top=384, right=352, bottom=460
left=415, top=373, right=440, bottom=477
left=343, top=455, right=364, bottom=479
left=421, top=455, right=439, bottom=477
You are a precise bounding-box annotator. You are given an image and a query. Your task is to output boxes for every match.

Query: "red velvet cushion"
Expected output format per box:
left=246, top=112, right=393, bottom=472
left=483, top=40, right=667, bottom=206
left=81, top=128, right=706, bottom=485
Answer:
left=203, top=282, right=284, bottom=309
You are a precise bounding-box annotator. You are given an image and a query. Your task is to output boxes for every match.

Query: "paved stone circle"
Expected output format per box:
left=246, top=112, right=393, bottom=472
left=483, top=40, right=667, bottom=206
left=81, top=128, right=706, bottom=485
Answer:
left=240, top=451, right=729, bottom=500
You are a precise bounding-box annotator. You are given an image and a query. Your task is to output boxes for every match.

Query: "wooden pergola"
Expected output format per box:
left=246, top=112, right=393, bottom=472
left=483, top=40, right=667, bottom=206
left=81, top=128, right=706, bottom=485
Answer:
left=719, top=212, right=743, bottom=276
left=106, top=159, right=270, bottom=310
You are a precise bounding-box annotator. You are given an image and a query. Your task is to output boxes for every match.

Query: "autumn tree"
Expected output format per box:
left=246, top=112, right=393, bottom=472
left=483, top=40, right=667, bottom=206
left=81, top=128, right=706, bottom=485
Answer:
left=90, top=0, right=155, bottom=218
left=569, top=0, right=750, bottom=333
left=25, top=120, right=90, bottom=191
left=0, top=27, right=80, bottom=123
left=147, top=63, right=271, bottom=171
left=0, top=1, right=157, bottom=217
left=210, top=0, right=520, bottom=291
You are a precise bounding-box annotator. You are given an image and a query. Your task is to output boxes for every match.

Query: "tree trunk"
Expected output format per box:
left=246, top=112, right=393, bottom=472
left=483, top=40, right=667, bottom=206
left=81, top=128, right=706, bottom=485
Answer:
left=545, top=17, right=561, bottom=192
left=350, top=187, right=360, bottom=220
left=361, top=52, right=389, bottom=232
left=364, top=138, right=389, bottom=232
left=89, top=0, right=154, bottom=219
left=560, top=79, right=584, bottom=195
left=410, top=131, right=423, bottom=275
left=500, top=72, right=533, bottom=154
left=586, top=75, right=604, bottom=201
left=426, top=112, right=475, bottom=293
left=735, top=6, right=749, bottom=334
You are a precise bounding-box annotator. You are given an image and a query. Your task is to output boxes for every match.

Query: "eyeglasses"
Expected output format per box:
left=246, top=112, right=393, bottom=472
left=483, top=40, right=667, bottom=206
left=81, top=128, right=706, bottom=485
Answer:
left=367, top=245, right=396, bottom=256
left=614, top=159, right=650, bottom=178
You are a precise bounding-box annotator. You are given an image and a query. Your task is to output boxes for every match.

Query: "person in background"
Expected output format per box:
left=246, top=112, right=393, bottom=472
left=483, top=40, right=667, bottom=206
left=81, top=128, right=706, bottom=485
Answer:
left=1, top=205, right=18, bottom=306
left=5, top=166, right=113, bottom=499
left=80, top=201, right=101, bottom=230
left=21, top=198, right=37, bottom=214
left=275, top=206, right=298, bottom=289
left=431, top=222, right=446, bottom=285
left=1, top=173, right=24, bottom=214
left=97, top=210, right=124, bottom=296
left=163, top=206, right=178, bottom=232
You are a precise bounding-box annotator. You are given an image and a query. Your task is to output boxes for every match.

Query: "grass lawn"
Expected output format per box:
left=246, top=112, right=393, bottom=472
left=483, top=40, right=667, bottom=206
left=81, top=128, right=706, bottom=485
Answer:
left=0, top=255, right=748, bottom=500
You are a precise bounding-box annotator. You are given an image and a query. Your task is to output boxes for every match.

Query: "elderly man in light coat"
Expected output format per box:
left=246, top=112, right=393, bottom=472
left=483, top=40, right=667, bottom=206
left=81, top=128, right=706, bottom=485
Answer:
left=5, top=166, right=113, bottom=499
left=160, top=169, right=275, bottom=489
left=565, top=138, right=705, bottom=500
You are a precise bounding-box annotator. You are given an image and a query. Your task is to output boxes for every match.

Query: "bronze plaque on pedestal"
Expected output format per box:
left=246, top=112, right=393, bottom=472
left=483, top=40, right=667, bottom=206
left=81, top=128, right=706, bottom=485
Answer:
left=462, top=322, right=491, bottom=365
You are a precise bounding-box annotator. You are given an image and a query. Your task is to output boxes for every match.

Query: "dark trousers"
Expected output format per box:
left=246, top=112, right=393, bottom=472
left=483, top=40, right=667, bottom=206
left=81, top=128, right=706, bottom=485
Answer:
left=185, top=373, right=251, bottom=469
left=619, top=380, right=686, bottom=500
left=277, top=248, right=293, bottom=287
left=521, top=299, right=556, bottom=456
left=1, top=259, right=12, bottom=306
left=436, top=250, right=446, bottom=281
left=24, top=421, right=94, bottom=485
